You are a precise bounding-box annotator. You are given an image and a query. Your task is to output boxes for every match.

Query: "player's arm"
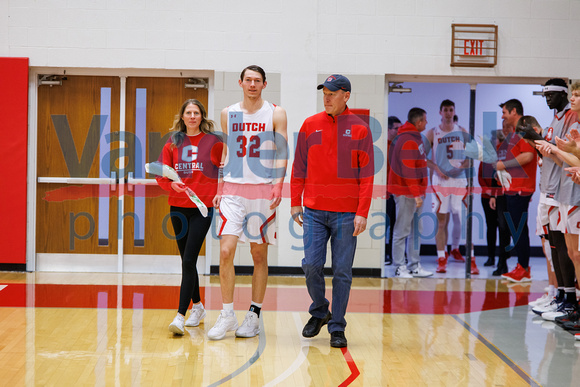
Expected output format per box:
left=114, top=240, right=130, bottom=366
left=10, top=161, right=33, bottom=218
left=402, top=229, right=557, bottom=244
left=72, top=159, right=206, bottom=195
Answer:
left=270, top=106, right=288, bottom=209
left=495, top=152, right=534, bottom=170
left=555, top=130, right=580, bottom=160
left=424, top=128, right=437, bottom=170
left=212, top=108, right=229, bottom=208
left=424, top=128, right=447, bottom=180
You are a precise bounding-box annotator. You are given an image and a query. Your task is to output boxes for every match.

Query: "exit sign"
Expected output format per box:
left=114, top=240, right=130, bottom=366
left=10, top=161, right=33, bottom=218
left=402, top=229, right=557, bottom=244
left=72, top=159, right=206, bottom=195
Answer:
left=451, top=24, right=498, bottom=67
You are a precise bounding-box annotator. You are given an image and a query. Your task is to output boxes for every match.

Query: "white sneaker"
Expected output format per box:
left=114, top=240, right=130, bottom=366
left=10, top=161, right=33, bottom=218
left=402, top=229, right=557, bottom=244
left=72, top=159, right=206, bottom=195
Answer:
left=532, top=298, right=559, bottom=315
left=410, top=264, right=433, bottom=278
left=541, top=310, right=565, bottom=321
left=235, top=311, right=260, bottom=338
left=169, top=314, right=185, bottom=335
left=534, top=295, right=557, bottom=309
left=208, top=311, right=239, bottom=340
left=394, top=266, right=413, bottom=278
left=529, top=293, right=550, bottom=307
left=185, top=305, right=206, bottom=327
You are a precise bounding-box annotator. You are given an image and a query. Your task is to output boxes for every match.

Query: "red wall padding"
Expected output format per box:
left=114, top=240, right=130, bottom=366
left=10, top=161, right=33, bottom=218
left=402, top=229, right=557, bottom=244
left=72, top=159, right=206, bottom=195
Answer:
left=0, top=57, right=28, bottom=264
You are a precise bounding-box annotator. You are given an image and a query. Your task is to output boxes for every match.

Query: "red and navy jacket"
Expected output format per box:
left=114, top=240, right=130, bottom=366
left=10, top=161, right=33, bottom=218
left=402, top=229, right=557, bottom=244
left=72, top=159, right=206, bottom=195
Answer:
left=291, top=107, right=375, bottom=218
left=387, top=121, right=428, bottom=198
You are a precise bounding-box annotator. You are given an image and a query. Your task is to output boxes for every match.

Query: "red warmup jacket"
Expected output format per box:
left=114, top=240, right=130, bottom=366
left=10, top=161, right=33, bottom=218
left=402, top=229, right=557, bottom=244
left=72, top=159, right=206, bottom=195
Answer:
left=156, top=132, right=223, bottom=208
left=290, top=107, right=375, bottom=218
left=387, top=121, right=428, bottom=198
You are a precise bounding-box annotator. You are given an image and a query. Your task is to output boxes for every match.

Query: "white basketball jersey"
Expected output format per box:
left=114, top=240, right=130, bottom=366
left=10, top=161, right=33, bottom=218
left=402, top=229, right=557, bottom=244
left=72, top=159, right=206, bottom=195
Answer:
left=431, top=124, right=467, bottom=188
left=224, top=101, right=276, bottom=184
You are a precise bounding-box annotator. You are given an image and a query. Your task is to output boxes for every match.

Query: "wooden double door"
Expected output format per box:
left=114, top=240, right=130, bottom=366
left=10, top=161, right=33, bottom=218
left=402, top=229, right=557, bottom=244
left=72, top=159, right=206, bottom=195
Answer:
left=36, top=75, right=209, bottom=270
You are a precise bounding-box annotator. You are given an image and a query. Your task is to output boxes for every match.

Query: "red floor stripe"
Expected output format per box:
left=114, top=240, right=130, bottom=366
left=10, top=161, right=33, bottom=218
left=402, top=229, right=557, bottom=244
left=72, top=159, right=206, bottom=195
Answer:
left=0, top=283, right=544, bottom=314
left=338, top=347, right=360, bottom=386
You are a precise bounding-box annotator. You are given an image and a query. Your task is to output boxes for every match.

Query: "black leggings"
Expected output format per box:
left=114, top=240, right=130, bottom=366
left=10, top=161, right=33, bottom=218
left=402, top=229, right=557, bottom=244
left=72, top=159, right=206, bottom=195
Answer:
left=504, top=195, right=531, bottom=269
left=481, top=196, right=497, bottom=261
left=170, top=206, right=213, bottom=315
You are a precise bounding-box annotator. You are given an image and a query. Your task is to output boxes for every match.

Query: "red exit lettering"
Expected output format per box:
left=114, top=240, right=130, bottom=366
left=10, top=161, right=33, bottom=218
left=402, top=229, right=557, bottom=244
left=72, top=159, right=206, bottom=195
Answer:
left=463, top=39, right=484, bottom=56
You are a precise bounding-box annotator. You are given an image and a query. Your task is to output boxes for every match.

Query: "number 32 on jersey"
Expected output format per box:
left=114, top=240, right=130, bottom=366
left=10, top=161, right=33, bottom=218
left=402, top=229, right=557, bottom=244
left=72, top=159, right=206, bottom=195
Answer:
left=229, top=112, right=261, bottom=158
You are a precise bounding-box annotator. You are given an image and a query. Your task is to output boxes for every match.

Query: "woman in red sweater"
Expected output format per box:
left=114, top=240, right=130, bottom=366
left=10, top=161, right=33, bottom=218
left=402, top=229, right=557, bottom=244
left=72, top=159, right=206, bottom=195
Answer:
left=157, top=99, right=223, bottom=335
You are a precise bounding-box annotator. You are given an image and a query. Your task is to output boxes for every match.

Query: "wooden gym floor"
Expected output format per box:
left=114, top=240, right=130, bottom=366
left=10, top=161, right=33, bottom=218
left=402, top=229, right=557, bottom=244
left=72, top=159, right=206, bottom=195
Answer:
left=0, top=258, right=578, bottom=386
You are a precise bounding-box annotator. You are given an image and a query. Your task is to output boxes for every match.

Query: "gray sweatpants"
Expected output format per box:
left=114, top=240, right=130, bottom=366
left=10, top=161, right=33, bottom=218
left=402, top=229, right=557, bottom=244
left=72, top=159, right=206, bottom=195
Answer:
left=392, top=195, right=424, bottom=271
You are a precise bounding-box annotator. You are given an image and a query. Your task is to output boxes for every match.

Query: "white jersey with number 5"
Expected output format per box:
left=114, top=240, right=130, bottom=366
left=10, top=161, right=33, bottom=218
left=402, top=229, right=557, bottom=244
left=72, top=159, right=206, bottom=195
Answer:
left=431, top=124, right=467, bottom=188
left=224, top=101, right=276, bottom=184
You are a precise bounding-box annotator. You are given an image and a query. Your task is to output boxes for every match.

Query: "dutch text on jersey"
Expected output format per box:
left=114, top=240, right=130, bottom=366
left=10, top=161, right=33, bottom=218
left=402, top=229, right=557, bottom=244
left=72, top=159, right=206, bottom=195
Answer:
left=231, top=122, right=266, bottom=132
left=224, top=103, right=280, bottom=183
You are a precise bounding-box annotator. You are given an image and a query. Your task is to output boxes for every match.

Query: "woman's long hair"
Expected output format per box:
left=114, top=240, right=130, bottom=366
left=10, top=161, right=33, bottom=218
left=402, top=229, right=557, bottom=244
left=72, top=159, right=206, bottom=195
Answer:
left=170, top=99, right=215, bottom=147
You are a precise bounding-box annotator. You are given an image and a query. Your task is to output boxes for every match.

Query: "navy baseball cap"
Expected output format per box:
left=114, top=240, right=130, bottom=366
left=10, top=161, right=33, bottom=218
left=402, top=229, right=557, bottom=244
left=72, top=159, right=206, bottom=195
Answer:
left=317, top=74, right=351, bottom=92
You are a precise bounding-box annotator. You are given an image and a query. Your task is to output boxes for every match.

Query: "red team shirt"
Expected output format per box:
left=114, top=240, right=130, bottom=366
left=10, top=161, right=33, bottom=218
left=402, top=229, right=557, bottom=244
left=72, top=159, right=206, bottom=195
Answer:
left=496, top=133, right=537, bottom=195
left=157, top=133, right=223, bottom=208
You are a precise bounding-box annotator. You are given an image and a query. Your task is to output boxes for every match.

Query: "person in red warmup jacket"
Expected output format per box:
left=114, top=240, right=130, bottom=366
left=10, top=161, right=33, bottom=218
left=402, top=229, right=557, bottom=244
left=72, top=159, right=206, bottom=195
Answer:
left=291, top=74, right=374, bottom=349
left=388, top=108, right=432, bottom=279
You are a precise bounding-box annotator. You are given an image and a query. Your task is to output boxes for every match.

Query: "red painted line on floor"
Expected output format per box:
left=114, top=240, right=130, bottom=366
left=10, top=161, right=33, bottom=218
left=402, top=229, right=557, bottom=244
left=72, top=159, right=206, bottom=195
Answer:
left=338, top=347, right=360, bottom=386
left=0, top=283, right=544, bottom=314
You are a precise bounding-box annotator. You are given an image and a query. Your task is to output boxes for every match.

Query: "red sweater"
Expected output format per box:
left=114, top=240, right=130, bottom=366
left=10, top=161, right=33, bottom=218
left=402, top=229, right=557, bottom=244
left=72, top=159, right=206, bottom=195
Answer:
left=387, top=122, right=428, bottom=198
left=290, top=108, right=375, bottom=217
left=156, top=132, right=223, bottom=208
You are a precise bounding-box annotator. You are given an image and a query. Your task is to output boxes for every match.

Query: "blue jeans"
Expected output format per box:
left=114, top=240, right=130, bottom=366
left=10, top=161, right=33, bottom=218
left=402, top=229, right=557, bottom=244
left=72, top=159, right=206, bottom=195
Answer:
left=301, top=207, right=356, bottom=333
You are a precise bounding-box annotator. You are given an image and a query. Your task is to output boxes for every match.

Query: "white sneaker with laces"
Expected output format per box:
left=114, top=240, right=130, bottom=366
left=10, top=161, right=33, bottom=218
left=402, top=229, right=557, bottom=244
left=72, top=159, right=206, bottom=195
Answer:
left=169, top=314, right=185, bottom=335
left=208, top=311, right=239, bottom=340
left=529, top=293, right=550, bottom=307
left=410, top=264, right=433, bottom=278
left=235, top=311, right=260, bottom=338
left=395, top=266, right=413, bottom=278
left=534, top=295, right=557, bottom=309
left=532, top=298, right=559, bottom=315
left=185, top=305, right=206, bottom=327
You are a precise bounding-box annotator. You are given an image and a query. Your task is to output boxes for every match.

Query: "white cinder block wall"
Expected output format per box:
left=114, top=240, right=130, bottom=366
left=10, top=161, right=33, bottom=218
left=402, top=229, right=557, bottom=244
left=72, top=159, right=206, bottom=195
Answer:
left=4, top=0, right=580, bottom=272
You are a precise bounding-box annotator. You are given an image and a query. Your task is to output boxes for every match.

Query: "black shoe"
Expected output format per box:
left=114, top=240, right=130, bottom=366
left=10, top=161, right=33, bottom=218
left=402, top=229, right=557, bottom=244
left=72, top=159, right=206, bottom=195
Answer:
left=385, top=257, right=392, bottom=266
left=330, top=331, right=347, bottom=348
left=484, top=258, right=495, bottom=267
left=492, top=265, right=507, bottom=276
left=302, top=312, right=331, bottom=338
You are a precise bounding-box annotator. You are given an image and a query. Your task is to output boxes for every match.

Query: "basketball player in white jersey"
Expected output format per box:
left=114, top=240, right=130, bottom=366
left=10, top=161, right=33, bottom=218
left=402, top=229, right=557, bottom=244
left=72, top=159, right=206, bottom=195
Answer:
left=425, top=99, right=479, bottom=275
left=208, top=65, right=288, bottom=340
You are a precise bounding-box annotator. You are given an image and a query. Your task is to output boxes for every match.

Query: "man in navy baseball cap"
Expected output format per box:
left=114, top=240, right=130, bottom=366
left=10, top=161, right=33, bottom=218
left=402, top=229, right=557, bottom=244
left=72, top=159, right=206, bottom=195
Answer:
left=317, top=74, right=351, bottom=92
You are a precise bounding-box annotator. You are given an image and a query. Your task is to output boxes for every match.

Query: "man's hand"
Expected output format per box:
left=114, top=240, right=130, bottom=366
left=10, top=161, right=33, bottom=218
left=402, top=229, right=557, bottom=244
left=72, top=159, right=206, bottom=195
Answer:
left=555, top=135, right=578, bottom=153
left=212, top=194, right=221, bottom=209
left=535, top=140, right=555, bottom=156
left=171, top=181, right=187, bottom=193
left=489, top=197, right=496, bottom=210
left=270, top=183, right=283, bottom=210
left=353, top=215, right=367, bottom=236
left=291, top=206, right=303, bottom=227
left=434, top=167, right=449, bottom=180
left=565, top=167, right=580, bottom=185
left=415, top=196, right=423, bottom=208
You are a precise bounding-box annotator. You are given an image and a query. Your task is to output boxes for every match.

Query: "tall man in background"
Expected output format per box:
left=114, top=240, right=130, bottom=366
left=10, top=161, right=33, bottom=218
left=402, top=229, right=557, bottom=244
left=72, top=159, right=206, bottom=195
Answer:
left=424, top=99, right=479, bottom=275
